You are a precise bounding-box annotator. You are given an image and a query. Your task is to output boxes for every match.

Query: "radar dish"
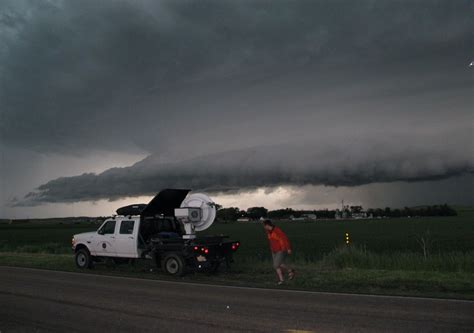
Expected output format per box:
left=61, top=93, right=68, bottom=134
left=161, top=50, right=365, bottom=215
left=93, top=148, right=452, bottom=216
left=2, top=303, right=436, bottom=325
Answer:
left=180, top=193, right=216, bottom=231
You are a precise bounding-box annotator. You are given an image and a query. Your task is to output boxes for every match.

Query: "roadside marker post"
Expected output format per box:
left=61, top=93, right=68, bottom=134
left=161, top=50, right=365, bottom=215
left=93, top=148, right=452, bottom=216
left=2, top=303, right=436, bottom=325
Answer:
left=345, top=232, right=350, bottom=245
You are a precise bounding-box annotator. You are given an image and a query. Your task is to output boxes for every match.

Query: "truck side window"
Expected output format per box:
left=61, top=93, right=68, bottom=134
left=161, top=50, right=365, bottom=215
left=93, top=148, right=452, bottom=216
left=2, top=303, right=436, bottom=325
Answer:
left=99, top=221, right=116, bottom=235
left=120, top=220, right=135, bottom=234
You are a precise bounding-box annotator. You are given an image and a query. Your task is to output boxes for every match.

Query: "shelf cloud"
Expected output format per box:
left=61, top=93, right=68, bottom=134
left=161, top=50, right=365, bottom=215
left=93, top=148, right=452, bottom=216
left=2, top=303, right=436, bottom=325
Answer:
left=18, top=129, right=473, bottom=205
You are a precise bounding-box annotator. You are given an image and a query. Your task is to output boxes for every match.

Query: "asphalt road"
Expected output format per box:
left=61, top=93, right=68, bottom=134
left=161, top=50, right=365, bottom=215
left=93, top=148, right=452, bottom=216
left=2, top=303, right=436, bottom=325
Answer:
left=0, top=266, right=473, bottom=332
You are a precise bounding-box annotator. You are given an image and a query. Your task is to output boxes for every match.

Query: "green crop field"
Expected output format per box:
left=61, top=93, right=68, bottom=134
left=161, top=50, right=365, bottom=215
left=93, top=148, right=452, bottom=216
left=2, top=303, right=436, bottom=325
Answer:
left=208, top=212, right=474, bottom=261
left=1, top=209, right=472, bottom=259
left=1, top=208, right=473, bottom=299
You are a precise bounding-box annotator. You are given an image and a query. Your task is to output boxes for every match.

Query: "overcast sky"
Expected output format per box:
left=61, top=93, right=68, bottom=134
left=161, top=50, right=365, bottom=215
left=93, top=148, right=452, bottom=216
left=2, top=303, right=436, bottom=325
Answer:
left=1, top=0, right=473, bottom=218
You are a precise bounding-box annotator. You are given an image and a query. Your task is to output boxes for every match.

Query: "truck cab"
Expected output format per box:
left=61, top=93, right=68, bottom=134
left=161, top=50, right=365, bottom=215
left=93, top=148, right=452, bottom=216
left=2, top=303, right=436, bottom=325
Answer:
left=72, top=189, right=240, bottom=275
left=73, top=216, right=139, bottom=258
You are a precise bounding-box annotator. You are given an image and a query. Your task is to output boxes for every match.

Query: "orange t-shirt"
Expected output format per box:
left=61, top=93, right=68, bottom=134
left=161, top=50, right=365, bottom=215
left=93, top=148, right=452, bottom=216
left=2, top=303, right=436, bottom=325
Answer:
left=266, top=226, right=291, bottom=252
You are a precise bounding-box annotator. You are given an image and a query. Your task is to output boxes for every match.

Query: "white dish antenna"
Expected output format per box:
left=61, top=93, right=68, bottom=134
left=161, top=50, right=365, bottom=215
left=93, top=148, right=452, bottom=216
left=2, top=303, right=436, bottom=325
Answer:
left=175, top=192, right=216, bottom=239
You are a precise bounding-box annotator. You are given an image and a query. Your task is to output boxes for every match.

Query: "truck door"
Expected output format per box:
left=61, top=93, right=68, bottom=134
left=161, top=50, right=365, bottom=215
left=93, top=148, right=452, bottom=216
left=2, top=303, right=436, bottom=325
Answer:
left=95, top=220, right=117, bottom=257
left=115, top=219, right=139, bottom=258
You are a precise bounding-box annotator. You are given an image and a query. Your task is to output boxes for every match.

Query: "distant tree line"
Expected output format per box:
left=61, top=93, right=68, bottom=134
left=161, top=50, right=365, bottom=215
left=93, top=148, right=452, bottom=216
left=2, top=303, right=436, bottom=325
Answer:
left=216, top=204, right=457, bottom=222
left=366, top=204, right=457, bottom=218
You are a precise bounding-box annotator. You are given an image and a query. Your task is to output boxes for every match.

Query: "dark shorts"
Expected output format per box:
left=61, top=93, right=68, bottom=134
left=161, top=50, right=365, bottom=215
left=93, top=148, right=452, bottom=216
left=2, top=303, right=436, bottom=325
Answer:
left=272, top=251, right=287, bottom=269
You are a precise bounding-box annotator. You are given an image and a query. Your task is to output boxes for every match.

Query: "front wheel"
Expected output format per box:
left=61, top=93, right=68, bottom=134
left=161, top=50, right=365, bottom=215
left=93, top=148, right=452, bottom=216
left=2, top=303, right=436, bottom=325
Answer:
left=161, top=253, right=185, bottom=276
left=75, top=248, right=92, bottom=269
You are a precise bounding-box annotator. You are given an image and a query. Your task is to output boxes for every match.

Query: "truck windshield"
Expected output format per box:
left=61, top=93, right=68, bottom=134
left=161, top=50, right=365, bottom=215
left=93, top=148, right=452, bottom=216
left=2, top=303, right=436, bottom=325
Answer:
left=99, top=220, right=116, bottom=235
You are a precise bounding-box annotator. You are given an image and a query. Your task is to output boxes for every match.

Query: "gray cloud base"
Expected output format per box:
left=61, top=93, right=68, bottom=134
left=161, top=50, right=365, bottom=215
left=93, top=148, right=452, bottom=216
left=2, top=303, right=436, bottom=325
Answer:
left=19, top=130, right=473, bottom=205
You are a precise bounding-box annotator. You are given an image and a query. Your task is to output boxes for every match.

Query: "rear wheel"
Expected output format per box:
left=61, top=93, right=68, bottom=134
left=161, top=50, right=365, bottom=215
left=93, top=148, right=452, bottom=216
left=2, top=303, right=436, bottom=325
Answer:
left=75, top=248, right=92, bottom=269
left=161, top=253, right=185, bottom=276
left=208, top=261, right=220, bottom=274
left=225, top=256, right=233, bottom=270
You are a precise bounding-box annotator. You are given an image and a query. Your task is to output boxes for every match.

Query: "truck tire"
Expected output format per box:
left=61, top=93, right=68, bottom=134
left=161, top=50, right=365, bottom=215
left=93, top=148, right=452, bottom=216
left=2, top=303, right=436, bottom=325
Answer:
left=75, top=248, right=92, bottom=269
left=161, top=253, right=185, bottom=276
left=208, top=262, right=220, bottom=274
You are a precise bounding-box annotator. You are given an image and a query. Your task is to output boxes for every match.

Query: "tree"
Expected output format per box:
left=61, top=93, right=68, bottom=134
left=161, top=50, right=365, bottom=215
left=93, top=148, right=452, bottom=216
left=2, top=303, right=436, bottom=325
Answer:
left=392, top=208, right=401, bottom=217
left=268, top=208, right=295, bottom=219
left=239, top=210, right=248, bottom=218
left=216, top=207, right=240, bottom=221
left=403, top=207, right=412, bottom=217
left=246, top=207, right=268, bottom=220
left=350, top=205, right=363, bottom=214
left=373, top=208, right=383, bottom=217
left=439, top=204, right=457, bottom=216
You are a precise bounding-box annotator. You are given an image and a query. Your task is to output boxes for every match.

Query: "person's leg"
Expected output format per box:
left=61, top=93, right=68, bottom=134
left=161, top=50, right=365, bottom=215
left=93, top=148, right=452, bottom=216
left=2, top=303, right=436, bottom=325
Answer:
left=273, top=252, right=285, bottom=283
left=275, top=267, right=284, bottom=283
left=280, top=257, right=295, bottom=280
left=278, top=252, right=289, bottom=272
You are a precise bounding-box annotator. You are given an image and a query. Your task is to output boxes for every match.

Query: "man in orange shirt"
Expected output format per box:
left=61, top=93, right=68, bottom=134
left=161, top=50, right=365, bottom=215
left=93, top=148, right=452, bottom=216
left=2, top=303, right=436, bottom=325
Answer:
left=263, top=219, right=295, bottom=285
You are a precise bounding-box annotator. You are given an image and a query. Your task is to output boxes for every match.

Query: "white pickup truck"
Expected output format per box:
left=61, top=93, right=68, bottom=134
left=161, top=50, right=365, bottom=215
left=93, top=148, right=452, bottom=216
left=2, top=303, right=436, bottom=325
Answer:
left=72, top=189, right=240, bottom=276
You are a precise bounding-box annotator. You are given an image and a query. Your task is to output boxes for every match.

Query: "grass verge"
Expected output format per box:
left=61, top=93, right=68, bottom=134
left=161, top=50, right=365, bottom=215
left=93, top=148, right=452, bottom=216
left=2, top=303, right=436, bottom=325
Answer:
left=1, top=251, right=473, bottom=300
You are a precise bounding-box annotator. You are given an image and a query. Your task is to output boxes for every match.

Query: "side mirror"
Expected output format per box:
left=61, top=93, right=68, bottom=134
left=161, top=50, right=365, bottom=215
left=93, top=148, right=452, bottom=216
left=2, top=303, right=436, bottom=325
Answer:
left=98, top=229, right=104, bottom=235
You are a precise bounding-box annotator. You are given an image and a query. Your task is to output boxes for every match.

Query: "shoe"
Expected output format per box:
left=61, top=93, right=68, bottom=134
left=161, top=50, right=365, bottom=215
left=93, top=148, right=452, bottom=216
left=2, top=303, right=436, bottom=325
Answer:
left=277, top=280, right=284, bottom=285
left=288, top=269, right=295, bottom=280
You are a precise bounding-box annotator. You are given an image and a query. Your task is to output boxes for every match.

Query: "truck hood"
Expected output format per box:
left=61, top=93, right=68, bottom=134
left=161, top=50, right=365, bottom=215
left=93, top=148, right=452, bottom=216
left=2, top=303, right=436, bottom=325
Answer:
left=73, top=231, right=96, bottom=240
left=141, top=189, right=190, bottom=217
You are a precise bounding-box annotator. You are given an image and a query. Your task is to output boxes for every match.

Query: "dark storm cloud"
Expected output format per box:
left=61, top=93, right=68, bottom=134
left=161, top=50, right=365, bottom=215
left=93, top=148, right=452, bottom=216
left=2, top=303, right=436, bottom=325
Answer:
left=18, top=129, right=473, bottom=205
left=1, top=0, right=472, bottom=153
left=2, top=0, right=473, bottom=206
